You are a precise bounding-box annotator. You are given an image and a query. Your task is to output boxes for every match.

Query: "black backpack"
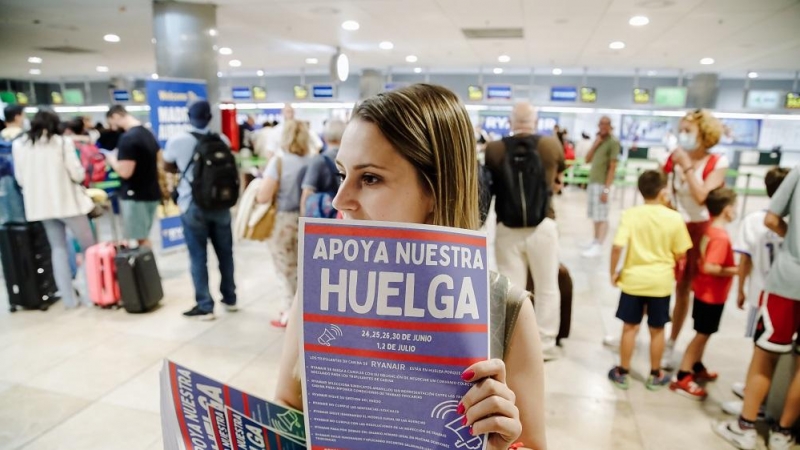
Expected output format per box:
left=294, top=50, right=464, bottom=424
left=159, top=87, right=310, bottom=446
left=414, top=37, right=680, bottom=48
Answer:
left=185, top=132, right=240, bottom=210
left=485, top=134, right=550, bottom=228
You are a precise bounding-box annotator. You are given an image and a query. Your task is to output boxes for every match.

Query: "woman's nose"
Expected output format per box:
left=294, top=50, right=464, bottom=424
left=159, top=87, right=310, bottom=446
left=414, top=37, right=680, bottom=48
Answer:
left=332, top=177, right=356, bottom=213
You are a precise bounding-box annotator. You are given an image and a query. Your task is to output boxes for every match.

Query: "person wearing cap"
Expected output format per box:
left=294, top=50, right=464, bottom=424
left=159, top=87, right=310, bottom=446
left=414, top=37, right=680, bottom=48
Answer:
left=105, top=104, right=162, bottom=247
left=163, top=100, right=237, bottom=321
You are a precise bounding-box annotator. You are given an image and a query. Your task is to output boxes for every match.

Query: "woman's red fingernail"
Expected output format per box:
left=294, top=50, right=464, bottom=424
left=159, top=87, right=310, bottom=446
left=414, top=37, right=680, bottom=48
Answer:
left=462, top=416, right=467, bottom=426
left=461, top=370, right=475, bottom=381
left=457, top=402, right=465, bottom=415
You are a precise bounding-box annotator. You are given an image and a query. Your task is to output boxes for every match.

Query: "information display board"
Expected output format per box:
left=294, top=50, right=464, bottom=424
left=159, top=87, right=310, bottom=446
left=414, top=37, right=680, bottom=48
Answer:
left=232, top=87, right=252, bottom=100
left=551, top=86, right=578, bottom=102
left=653, top=87, right=687, bottom=107
left=633, top=88, right=650, bottom=104
left=580, top=87, right=597, bottom=103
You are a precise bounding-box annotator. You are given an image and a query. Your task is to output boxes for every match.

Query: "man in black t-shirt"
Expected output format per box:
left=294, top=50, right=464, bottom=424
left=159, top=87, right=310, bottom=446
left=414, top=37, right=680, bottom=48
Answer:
left=105, top=105, right=162, bottom=246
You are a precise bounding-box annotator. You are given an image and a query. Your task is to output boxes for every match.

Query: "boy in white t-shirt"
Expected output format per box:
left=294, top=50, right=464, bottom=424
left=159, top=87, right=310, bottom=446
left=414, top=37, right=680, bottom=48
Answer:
left=721, top=167, right=789, bottom=416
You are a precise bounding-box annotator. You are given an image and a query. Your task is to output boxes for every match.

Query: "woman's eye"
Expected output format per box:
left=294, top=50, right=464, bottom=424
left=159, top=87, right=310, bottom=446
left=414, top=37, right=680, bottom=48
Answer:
left=336, top=172, right=346, bottom=182
left=362, top=174, right=380, bottom=186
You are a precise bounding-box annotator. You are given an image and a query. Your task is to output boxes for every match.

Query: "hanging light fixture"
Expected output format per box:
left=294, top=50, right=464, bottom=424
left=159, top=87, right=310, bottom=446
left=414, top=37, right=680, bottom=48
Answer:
left=330, top=47, right=350, bottom=82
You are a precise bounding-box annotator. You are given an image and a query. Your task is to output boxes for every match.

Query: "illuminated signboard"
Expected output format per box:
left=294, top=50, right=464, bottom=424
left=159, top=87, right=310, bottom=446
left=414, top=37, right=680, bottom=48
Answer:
left=293, top=85, right=308, bottom=100
left=112, top=89, right=130, bottom=102
left=550, top=86, right=577, bottom=102
left=653, top=87, right=687, bottom=107
left=633, top=88, right=650, bottom=104
left=312, top=84, right=335, bottom=99
left=786, top=92, right=800, bottom=109
left=745, top=90, right=782, bottom=109
left=253, top=86, right=267, bottom=100
left=486, top=85, right=512, bottom=100
left=51, top=92, right=63, bottom=104
left=580, top=87, right=597, bottom=103
left=232, top=86, right=252, bottom=100
left=131, top=89, right=146, bottom=103
left=467, top=85, right=483, bottom=101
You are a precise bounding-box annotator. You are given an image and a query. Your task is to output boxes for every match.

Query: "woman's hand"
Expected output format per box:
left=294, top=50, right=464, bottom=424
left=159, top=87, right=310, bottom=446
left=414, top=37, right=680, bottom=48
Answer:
left=672, top=148, right=692, bottom=171
left=460, top=359, right=522, bottom=450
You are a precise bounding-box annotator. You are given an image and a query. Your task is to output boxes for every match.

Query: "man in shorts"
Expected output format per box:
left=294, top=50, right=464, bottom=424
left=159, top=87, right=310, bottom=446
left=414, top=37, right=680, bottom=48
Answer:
left=582, top=116, right=620, bottom=258
left=105, top=105, right=161, bottom=246
left=715, top=165, right=800, bottom=450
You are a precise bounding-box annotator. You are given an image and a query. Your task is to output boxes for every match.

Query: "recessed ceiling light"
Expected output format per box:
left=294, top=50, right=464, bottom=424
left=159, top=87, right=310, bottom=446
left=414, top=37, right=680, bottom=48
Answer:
left=700, top=57, right=715, bottom=65
left=748, top=71, right=758, bottom=79
left=552, top=68, right=562, bottom=75
left=305, top=58, right=319, bottom=64
left=379, top=41, right=394, bottom=50
left=217, top=71, right=223, bottom=77
left=257, top=70, right=265, bottom=76
left=28, top=56, right=42, bottom=64
left=405, top=55, right=418, bottom=63
left=228, top=59, right=241, bottom=67
left=493, top=68, right=504, bottom=74
left=647, top=70, right=657, bottom=76
left=104, top=34, right=120, bottom=43
left=208, top=29, right=217, bottom=37
left=629, top=16, right=650, bottom=26
left=219, top=47, right=233, bottom=55
left=341, top=20, right=360, bottom=31
left=96, top=66, right=109, bottom=72
left=151, top=38, right=157, bottom=44
left=414, top=67, right=422, bottom=74
left=498, top=55, right=510, bottom=63
left=609, top=41, right=625, bottom=50
left=151, top=73, right=159, bottom=80
left=29, top=68, right=41, bottom=75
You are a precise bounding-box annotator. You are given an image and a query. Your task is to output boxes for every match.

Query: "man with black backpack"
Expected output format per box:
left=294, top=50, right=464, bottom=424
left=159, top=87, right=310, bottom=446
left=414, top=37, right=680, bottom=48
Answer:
left=164, top=100, right=240, bottom=320
left=484, top=102, right=565, bottom=360
left=300, top=119, right=345, bottom=218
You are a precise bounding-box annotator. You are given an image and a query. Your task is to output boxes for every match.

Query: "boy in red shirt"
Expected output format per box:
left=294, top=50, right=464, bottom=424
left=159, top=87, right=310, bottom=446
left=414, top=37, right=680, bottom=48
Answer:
left=671, top=187, right=738, bottom=400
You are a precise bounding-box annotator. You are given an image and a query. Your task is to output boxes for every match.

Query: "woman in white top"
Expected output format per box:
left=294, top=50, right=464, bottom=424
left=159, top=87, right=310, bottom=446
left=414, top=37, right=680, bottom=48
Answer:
left=661, top=109, right=728, bottom=367
left=13, top=110, right=96, bottom=308
left=256, top=120, right=312, bottom=327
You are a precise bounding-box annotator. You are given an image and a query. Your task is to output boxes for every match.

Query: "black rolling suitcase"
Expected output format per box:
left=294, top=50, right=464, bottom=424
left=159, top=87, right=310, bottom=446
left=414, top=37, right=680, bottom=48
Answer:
left=115, top=247, right=163, bottom=313
left=0, top=222, right=58, bottom=312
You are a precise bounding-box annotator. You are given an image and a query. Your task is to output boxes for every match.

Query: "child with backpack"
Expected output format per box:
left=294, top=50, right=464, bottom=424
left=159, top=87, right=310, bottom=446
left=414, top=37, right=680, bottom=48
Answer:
left=607, top=170, right=693, bottom=390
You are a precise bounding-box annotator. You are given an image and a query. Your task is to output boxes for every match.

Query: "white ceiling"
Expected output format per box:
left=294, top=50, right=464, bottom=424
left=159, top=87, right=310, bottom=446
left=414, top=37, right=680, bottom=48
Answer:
left=1, top=0, right=799, bottom=81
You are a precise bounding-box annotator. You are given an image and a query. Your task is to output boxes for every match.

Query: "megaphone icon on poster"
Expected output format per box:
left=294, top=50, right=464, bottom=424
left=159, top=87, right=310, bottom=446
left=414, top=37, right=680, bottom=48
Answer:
left=276, top=411, right=302, bottom=432
left=318, top=325, right=343, bottom=346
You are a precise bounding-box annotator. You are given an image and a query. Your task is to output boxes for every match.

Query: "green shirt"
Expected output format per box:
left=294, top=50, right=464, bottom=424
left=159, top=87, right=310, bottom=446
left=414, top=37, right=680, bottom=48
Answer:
left=589, top=136, right=620, bottom=184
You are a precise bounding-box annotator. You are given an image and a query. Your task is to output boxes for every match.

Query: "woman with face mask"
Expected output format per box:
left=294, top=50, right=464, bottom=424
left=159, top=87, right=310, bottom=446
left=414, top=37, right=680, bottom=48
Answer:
left=274, top=84, right=547, bottom=450
left=660, top=109, right=728, bottom=370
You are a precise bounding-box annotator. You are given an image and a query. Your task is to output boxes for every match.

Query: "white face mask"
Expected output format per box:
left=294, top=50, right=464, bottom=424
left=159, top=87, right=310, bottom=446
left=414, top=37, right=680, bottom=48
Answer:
left=678, top=132, right=698, bottom=151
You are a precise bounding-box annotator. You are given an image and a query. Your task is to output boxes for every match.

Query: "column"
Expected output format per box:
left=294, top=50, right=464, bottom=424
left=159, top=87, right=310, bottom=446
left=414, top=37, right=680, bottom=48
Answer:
left=152, top=0, right=219, bottom=129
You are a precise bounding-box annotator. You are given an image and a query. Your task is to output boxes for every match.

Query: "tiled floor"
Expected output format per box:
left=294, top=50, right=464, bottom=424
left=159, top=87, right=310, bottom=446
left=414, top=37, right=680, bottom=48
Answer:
left=0, top=187, right=795, bottom=450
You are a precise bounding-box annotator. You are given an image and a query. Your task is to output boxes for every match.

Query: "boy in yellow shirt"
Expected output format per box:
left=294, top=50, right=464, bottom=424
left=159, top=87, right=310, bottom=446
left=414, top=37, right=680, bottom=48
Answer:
left=608, top=170, right=693, bottom=390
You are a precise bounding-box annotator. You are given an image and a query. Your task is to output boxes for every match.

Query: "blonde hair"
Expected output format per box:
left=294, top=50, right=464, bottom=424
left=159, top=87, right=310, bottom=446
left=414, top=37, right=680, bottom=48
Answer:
left=681, top=109, right=723, bottom=150
left=281, top=120, right=310, bottom=156
left=352, top=84, right=479, bottom=230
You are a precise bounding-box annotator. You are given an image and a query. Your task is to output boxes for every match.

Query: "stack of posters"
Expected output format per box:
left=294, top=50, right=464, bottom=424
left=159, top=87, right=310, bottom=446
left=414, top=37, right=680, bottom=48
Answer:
left=161, top=219, right=491, bottom=450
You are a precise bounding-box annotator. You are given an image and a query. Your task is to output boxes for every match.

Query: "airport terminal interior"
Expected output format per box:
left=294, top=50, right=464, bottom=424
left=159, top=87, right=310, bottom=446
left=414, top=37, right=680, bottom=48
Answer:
left=1, top=1, right=800, bottom=449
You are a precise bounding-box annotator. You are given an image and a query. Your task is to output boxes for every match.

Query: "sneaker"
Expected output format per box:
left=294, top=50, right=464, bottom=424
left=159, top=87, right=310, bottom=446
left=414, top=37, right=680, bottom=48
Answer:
left=270, top=311, right=289, bottom=328
left=661, top=342, right=676, bottom=371
left=732, top=381, right=745, bottom=399
left=542, top=346, right=563, bottom=362
left=713, top=419, right=757, bottom=450
left=721, top=401, right=767, bottom=420
left=182, top=306, right=215, bottom=321
left=646, top=371, right=671, bottom=391
left=222, top=302, right=239, bottom=312
left=602, top=335, right=620, bottom=349
left=670, top=374, right=708, bottom=400
left=581, top=243, right=602, bottom=258
left=608, top=367, right=630, bottom=390
left=695, top=367, right=719, bottom=382
left=768, top=428, right=796, bottom=450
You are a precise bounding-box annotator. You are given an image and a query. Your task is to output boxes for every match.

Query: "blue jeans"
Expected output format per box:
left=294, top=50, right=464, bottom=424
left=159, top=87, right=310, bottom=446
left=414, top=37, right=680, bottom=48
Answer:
left=180, top=203, right=236, bottom=312
left=42, top=216, right=96, bottom=308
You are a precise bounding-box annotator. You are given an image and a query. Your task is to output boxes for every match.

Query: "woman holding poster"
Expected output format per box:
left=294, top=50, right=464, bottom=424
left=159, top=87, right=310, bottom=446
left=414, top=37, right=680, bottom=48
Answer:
left=275, top=84, right=547, bottom=450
